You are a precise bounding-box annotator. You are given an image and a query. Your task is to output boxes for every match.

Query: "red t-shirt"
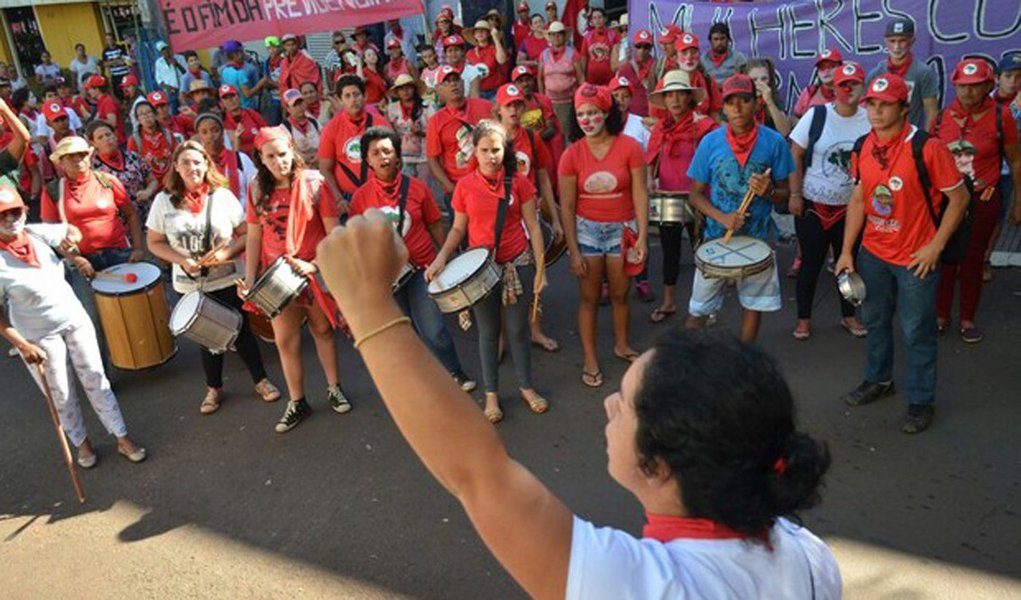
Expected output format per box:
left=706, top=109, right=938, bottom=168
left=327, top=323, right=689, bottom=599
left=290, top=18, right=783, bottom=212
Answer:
left=467, top=44, right=507, bottom=92
left=511, top=127, right=553, bottom=182
left=318, top=110, right=393, bottom=196
left=363, top=68, right=389, bottom=104
left=224, top=108, right=268, bottom=157
left=425, top=99, right=494, bottom=183
left=519, top=36, right=549, bottom=63
left=41, top=172, right=130, bottom=255
left=349, top=175, right=442, bottom=267
left=19, top=146, right=37, bottom=193
left=96, top=94, right=124, bottom=144
left=127, top=128, right=178, bottom=187
left=558, top=134, right=645, bottom=222
left=851, top=127, right=964, bottom=266
left=512, top=19, right=531, bottom=52
left=246, top=179, right=339, bottom=267
left=451, top=171, right=536, bottom=263
left=933, top=104, right=1018, bottom=191
left=581, top=28, right=618, bottom=85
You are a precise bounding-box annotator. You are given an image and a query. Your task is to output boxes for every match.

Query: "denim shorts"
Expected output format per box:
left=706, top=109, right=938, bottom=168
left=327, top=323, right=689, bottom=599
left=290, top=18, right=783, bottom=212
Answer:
left=576, top=216, right=636, bottom=257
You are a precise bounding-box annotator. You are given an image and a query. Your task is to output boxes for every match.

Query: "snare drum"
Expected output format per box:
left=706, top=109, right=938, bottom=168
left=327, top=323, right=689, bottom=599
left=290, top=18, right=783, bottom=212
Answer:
left=649, top=192, right=695, bottom=225
left=540, top=219, right=566, bottom=266
left=393, top=262, right=417, bottom=292
left=169, top=291, right=242, bottom=353
left=427, top=248, right=502, bottom=314
left=92, top=262, right=177, bottom=370
left=245, top=256, right=308, bottom=318
left=694, top=236, right=775, bottom=280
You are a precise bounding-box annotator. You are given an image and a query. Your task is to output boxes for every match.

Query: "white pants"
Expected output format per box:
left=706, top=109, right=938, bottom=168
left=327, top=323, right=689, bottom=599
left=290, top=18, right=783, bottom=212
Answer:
left=23, top=320, right=127, bottom=447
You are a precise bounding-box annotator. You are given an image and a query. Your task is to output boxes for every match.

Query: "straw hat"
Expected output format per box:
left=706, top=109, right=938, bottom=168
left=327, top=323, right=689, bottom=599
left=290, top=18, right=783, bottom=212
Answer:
left=649, top=70, right=706, bottom=108
left=389, top=73, right=425, bottom=96
left=49, top=136, right=93, bottom=164
left=186, top=80, right=214, bottom=96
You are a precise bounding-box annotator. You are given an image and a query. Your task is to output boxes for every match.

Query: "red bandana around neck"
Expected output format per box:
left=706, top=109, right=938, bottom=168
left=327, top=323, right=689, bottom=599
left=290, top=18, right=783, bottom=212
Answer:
left=100, top=150, right=125, bottom=172
left=725, top=124, right=759, bottom=168
left=182, top=183, right=210, bottom=214
left=643, top=513, right=764, bottom=543
left=949, top=96, right=994, bottom=121
left=868, top=121, right=911, bottom=170
left=646, top=110, right=695, bottom=163
left=886, top=53, right=913, bottom=78
left=708, top=48, right=729, bottom=67
left=0, top=232, right=40, bottom=267
left=816, top=84, right=835, bottom=102
left=371, top=172, right=403, bottom=202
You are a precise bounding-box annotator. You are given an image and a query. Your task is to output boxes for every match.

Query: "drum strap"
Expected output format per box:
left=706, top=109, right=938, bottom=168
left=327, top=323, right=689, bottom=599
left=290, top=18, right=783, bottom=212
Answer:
left=492, top=178, right=512, bottom=261
left=396, top=175, right=411, bottom=238
left=199, top=190, right=215, bottom=278
left=337, top=113, right=374, bottom=188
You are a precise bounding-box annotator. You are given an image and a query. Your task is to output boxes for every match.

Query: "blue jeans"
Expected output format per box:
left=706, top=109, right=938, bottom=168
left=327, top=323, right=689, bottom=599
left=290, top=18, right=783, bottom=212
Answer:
left=858, top=249, right=938, bottom=406
left=473, top=264, right=535, bottom=393
left=395, top=270, right=465, bottom=375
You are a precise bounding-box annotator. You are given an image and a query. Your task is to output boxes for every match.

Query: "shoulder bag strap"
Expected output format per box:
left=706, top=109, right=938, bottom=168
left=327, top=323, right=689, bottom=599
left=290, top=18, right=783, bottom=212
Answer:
left=803, top=105, right=827, bottom=170
left=199, top=190, right=216, bottom=278
left=492, top=177, right=512, bottom=260
left=525, top=128, right=540, bottom=189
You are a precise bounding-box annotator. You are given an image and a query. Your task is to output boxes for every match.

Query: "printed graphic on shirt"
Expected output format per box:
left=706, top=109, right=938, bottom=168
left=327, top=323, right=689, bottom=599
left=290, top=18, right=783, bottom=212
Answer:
left=380, top=205, right=413, bottom=237
left=905, top=80, right=916, bottom=102
left=455, top=125, right=474, bottom=168
left=515, top=151, right=533, bottom=177
left=588, top=41, right=610, bottom=62
left=583, top=171, right=619, bottom=194
left=522, top=108, right=544, bottom=130
left=820, top=142, right=854, bottom=180
left=344, top=136, right=363, bottom=164
left=948, top=139, right=978, bottom=185
left=870, top=183, right=895, bottom=225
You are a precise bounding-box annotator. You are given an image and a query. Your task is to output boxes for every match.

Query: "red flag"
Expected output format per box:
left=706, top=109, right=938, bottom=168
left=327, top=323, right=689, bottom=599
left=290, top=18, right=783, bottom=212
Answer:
left=561, top=0, right=588, bottom=49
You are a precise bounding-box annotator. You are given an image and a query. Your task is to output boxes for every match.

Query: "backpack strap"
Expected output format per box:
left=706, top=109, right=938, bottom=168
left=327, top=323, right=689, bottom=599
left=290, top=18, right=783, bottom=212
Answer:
left=850, top=133, right=868, bottom=185
left=910, top=129, right=942, bottom=229
left=933, top=109, right=944, bottom=136
left=802, top=105, right=828, bottom=171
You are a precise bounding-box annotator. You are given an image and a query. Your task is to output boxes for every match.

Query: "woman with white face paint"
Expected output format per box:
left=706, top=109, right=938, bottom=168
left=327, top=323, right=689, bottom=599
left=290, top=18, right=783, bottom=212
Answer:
left=0, top=185, right=146, bottom=468
left=792, top=50, right=843, bottom=120
left=559, top=83, right=649, bottom=388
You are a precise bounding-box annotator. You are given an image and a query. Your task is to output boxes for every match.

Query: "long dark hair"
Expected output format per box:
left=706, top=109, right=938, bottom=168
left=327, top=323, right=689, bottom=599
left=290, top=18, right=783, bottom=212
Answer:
left=568, top=98, right=625, bottom=140
left=251, top=139, right=306, bottom=215
left=635, top=329, right=831, bottom=538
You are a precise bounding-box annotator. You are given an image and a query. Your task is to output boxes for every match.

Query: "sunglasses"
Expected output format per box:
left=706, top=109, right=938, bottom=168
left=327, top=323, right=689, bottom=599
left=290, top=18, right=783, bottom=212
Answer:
left=333, top=39, right=345, bottom=45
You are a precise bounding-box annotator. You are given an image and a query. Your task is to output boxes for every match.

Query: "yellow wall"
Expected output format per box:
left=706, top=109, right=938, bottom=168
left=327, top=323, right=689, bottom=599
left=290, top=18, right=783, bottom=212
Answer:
left=35, top=3, right=106, bottom=69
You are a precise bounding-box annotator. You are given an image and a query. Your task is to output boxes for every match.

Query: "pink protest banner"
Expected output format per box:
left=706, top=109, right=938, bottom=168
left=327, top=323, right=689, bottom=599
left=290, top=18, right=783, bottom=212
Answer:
left=163, top=0, right=425, bottom=49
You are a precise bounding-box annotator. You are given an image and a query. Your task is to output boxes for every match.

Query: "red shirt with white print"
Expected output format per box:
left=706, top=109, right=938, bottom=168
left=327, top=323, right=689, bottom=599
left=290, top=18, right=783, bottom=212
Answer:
left=451, top=171, right=536, bottom=263
left=350, top=174, right=442, bottom=267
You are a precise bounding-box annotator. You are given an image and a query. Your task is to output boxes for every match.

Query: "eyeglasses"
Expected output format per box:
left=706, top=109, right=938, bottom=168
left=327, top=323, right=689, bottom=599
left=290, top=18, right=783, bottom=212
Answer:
left=333, top=39, right=345, bottom=45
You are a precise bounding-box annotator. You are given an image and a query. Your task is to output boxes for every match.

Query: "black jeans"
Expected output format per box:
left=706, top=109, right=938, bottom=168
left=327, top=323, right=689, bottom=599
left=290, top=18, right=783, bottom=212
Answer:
left=659, top=224, right=687, bottom=286
left=794, top=201, right=858, bottom=319
left=199, top=286, right=268, bottom=388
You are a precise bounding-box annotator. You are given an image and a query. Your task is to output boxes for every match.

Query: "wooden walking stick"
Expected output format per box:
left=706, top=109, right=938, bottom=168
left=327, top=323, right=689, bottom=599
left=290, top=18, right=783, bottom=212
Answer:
left=35, top=364, right=86, bottom=504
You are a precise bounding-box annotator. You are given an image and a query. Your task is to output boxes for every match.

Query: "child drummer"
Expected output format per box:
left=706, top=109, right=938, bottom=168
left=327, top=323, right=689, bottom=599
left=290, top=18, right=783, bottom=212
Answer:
left=684, top=74, right=795, bottom=342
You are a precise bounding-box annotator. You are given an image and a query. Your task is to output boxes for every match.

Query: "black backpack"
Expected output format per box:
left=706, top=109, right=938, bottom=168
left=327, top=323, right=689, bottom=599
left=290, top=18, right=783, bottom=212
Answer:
left=802, top=104, right=828, bottom=170
left=851, top=128, right=973, bottom=264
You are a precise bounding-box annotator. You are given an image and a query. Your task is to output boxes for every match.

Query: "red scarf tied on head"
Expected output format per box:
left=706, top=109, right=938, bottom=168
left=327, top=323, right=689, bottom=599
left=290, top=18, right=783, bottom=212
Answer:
left=646, top=111, right=695, bottom=163
left=0, top=232, right=40, bottom=267
left=886, top=53, right=913, bottom=78
left=726, top=123, right=759, bottom=168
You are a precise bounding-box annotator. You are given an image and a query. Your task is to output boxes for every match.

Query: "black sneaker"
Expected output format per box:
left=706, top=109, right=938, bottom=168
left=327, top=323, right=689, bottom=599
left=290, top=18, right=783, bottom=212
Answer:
left=452, top=371, right=477, bottom=392
left=327, top=385, right=352, bottom=414
left=275, top=398, right=311, bottom=433
left=841, top=380, right=895, bottom=407
left=901, top=404, right=935, bottom=434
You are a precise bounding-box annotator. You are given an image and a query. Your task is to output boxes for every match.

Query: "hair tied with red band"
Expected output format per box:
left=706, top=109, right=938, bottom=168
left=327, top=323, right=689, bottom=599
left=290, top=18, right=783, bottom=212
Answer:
left=254, top=126, right=293, bottom=151
left=574, top=83, right=613, bottom=112
left=772, top=457, right=787, bottom=476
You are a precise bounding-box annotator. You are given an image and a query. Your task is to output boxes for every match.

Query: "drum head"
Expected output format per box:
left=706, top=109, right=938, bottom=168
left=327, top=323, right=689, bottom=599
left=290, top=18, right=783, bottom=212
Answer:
left=696, top=237, right=772, bottom=268
left=91, top=262, right=162, bottom=294
left=428, top=248, right=490, bottom=293
left=170, top=291, right=201, bottom=333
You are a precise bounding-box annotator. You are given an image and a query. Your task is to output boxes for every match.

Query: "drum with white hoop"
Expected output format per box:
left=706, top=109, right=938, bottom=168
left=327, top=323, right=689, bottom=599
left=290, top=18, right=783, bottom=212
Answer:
left=427, top=248, right=501, bottom=313
left=245, top=256, right=308, bottom=318
left=649, top=192, right=696, bottom=225
left=92, top=262, right=176, bottom=370
left=169, top=291, right=242, bottom=354
left=695, top=236, right=775, bottom=280
left=394, top=262, right=417, bottom=292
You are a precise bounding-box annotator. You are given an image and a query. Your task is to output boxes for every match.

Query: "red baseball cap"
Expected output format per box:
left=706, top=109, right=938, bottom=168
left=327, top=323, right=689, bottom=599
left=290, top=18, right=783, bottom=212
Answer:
left=834, top=61, right=865, bottom=86
left=721, top=74, right=756, bottom=100
left=219, top=84, right=239, bottom=98
left=658, top=25, right=682, bottom=44
left=437, top=65, right=463, bottom=84
left=442, top=34, right=466, bottom=48
left=951, top=58, right=994, bottom=85
left=517, top=2, right=529, bottom=12
left=496, top=83, right=527, bottom=106
left=608, top=75, right=633, bottom=94
left=84, top=75, right=107, bottom=90
left=632, top=29, right=653, bottom=46
left=41, top=101, right=68, bottom=122
left=674, top=32, right=700, bottom=53
left=865, top=73, right=909, bottom=103
left=147, top=91, right=169, bottom=106
left=119, top=74, right=139, bottom=88
left=545, top=1, right=556, bottom=9
left=0, top=186, right=26, bottom=211
left=511, top=65, right=535, bottom=81
left=816, top=49, right=843, bottom=66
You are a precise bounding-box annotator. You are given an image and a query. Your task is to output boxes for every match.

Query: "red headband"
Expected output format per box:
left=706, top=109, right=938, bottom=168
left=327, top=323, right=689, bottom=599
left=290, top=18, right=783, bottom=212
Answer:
left=254, top=126, right=293, bottom=151
left=574, top=84, right=613, bottom=113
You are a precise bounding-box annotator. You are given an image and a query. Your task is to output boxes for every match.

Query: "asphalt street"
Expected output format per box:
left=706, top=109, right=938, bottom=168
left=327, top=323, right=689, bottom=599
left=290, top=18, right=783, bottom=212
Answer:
left=1, top=241, right=1019, bottom=599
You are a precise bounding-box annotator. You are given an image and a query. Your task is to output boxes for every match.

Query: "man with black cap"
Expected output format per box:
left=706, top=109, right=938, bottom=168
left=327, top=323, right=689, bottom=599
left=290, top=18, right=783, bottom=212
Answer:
left=835, top=73, right=969, bottom=434
left=701, top=22, right=746, bottom=82
left=866, top=18, right=938, bottom=131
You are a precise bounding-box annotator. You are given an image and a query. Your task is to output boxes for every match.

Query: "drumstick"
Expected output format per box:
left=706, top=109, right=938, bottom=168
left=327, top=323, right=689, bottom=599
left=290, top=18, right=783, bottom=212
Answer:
left=93, top=272, right=139, bottom=283
left=35, top=364, right=86, bottom=504
left=198, top=240, right=232, bottom=266
left=723, top=188, right=756, bottom=245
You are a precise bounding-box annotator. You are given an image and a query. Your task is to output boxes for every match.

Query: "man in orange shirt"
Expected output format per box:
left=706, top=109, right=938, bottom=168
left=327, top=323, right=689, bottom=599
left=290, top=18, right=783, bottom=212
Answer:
left=319, top=74, right=393, bottom=214
left=835, top=73, right=969, bottom=434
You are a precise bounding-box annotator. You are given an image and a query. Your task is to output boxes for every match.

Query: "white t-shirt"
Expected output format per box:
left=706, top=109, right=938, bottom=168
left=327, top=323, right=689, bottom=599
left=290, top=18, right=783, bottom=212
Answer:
left=789, top=104, right=870, bottom=206
left=69, top=56, right=101, bottom=88
left=235, top=152, right=256, bottom=211
left=461, top=63, right=484, bottom=96
left=146, top=188, right=244, bottom=293
left=566, top=516, right=842, bottom=600
left=622, top=113, right=650, bottom=152
left=0, top=224, right=90, bottom=340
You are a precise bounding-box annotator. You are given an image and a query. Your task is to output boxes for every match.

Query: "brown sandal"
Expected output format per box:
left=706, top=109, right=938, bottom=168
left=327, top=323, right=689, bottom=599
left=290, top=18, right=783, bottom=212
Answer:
left=200, top=388, right=223, bottom=414
left=521, top=390, right=549, bottom=414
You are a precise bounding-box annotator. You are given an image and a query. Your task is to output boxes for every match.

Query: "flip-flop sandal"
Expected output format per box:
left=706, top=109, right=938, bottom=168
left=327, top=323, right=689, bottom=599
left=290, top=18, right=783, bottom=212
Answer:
left=531, top=337, right=560, bottom=353
left=614, top=350, right=640, bottom=363
left=521, top=392, right=549, bottom=414
left=650, top=308, right=676, bottom=324
left=199, top=391, right=222, bottom=415
left=483, top=406, right=504, bottom=423
left=581, top=370, right=603, bottom=388
left=840, top=321, right=868, bottom=338
left=792, top=328, right=811, bottom=341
